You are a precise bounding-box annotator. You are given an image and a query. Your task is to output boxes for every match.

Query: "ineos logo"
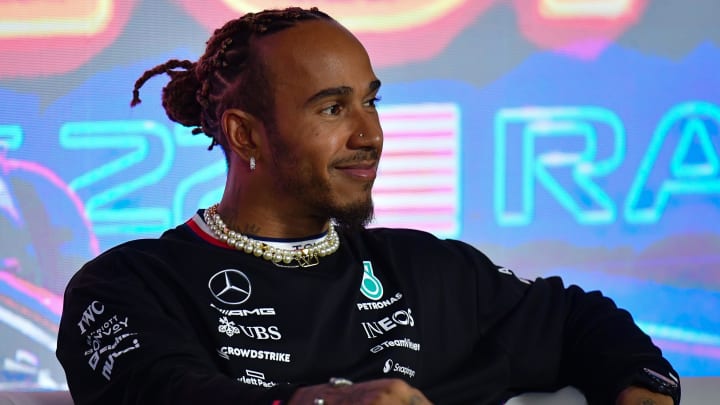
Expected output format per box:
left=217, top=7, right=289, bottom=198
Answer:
left=208, top=269, right=252, bottom=305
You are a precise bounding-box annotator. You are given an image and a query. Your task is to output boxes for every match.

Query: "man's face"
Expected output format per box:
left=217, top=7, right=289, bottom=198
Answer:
left=257, top=20, right=383, bottom=229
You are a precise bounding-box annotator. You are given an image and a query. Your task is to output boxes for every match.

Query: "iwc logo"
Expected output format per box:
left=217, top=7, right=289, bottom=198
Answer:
left=360, top=261, right=383, bottom=300
left=209, top=269, right=252, bottom=305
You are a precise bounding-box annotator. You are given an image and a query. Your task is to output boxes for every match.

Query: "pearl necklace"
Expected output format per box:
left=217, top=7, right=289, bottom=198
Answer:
left=203, top=204, right=340, bottom=268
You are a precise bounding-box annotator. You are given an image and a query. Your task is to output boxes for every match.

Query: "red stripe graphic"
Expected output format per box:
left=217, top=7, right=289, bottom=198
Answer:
left=372, top=104, right=461, bottom=237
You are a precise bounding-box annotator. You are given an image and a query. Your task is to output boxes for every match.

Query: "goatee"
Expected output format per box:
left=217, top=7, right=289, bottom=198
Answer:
left=330, top=199, right=375, bottom=233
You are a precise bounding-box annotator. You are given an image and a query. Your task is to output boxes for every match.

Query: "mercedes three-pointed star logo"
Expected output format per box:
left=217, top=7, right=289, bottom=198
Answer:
left=208, top=269, right=252, bottom=305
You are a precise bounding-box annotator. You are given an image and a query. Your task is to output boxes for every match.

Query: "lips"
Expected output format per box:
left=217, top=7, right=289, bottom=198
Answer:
left=335, top=161, right=378, bottom=180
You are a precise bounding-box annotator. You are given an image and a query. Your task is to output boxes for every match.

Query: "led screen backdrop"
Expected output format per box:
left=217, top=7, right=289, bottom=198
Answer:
left=1, top=0, right=719, bottom=390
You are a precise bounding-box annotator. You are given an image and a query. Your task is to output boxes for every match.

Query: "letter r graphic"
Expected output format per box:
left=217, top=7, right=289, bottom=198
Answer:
left=494, top=106, right=625, bottom=226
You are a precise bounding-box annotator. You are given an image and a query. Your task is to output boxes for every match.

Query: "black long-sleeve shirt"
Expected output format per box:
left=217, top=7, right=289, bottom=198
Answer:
left=56, top=211, right=679, bottom=404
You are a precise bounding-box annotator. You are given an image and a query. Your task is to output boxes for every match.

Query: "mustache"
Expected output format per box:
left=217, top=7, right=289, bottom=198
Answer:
left=332, top=149, right=380, bottom=166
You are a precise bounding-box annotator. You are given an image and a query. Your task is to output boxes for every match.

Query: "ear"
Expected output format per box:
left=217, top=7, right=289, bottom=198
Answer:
left=221, top=108, right=264, bottom=164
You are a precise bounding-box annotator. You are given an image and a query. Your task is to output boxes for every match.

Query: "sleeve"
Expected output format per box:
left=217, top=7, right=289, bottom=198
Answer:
left=55, top=251, right=299, bottom=405
left=490, top=270, right=681, bottom=405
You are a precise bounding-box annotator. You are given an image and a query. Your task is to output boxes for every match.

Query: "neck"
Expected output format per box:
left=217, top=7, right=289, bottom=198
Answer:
left=217, top=202, right=331, bottom=238
left=219, top=164, right=330, bottom=238
left=217, top=191, right=330, bottom=239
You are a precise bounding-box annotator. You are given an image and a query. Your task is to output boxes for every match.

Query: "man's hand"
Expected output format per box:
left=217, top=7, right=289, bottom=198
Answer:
left=288, top=378, right=433, bottom=405
left=616, top=386, right=674, bottom=405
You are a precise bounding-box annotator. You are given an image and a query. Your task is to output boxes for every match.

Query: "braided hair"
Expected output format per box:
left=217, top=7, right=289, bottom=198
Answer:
left=130, top=7, right=332, bottom=154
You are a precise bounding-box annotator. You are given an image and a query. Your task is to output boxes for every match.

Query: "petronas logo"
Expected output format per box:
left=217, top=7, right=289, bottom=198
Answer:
left=360, top=261, right=384, bottom=300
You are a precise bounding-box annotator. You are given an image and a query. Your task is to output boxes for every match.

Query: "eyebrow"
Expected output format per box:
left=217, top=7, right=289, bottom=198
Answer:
left=305, top=79, right=382, bottom=106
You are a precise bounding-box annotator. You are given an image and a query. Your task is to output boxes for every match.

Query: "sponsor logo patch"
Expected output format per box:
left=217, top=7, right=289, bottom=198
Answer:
left=360, top=261, right=384, bottom=300
left=209, top=269, right=252, bottom=305
left=78, top=301, right=141, bottom=381
left=218, top=347, right=291, bottom=363
left=370, top=338, right=421, bottom=354
left=357, top=292, right=402, bottom=311
left=217, top=317, right=282, bottom=340
left=211, top=304, right=276, bottom=317
left=238, top=369, right=278, bottom=388
left=361, top=308, right=415, bottom=339
left=382, top=358, right=416, bottom=378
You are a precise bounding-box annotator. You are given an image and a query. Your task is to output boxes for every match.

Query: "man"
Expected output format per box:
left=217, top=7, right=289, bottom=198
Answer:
left=57, top=7, right=680, bottom=405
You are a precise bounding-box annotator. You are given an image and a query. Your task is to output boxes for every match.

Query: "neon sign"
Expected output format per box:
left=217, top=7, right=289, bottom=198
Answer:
left=495, top=101, right=720, bottom=226
left=0, top=0, right=138, bottom=77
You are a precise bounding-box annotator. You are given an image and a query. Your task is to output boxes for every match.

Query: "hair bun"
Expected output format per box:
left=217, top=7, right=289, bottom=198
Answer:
left=162, top=68, right=203, bottom=128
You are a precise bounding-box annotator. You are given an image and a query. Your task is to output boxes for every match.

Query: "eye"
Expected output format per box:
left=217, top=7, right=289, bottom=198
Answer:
left=364, top=96, right=382, bottom=109
left=320, top=104, right=342, bottom=116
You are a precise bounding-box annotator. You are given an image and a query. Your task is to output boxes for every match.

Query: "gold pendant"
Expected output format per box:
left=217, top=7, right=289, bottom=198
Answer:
left=297, top=253, right=319, bottom=268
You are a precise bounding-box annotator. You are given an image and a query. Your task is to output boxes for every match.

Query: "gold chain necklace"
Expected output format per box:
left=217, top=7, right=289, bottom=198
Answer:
left=203, top=204, right=340, bottom=268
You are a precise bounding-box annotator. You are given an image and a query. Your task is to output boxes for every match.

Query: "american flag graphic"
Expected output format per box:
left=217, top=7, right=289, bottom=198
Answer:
left=371, top=103, right=461, bottom=238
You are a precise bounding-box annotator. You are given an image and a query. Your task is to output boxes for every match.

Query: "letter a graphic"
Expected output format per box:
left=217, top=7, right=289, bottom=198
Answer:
left=361, top=261, right=384, bottom=301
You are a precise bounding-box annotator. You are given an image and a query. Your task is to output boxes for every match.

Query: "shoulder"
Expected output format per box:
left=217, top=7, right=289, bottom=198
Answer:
left=356, top=228, right=537, bottom=322
left=88, top=235, right=179, bottom=264
left=358, top=227, right=456, bottom=246
left=358, top=227, right=493, bottom=263
left=66, top=227, right=198, bottom=288
left=65, top=239, right=161, bottom=285
left=87, top=223, right=199, bottom=265
left=346, top=228, right=506, bottom=287
left=357, top=227, right=539, bottom=287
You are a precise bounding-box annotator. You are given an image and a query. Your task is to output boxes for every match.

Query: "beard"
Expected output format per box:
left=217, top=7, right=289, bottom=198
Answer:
left=280, top=170, right=376, bottom=232
left=320, top=187, right=376, bottom=232
left=268, top=142, right=377, bottom=232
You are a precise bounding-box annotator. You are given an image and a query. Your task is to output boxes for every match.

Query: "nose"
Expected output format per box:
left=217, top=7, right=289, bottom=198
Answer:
left=348, top=115, right=383, bottom=152
left=351, top=130, right=382, bottom=149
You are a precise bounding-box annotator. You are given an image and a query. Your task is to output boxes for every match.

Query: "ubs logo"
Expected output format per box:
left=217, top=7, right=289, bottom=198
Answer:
left=209, top=269, right=252, bottom=305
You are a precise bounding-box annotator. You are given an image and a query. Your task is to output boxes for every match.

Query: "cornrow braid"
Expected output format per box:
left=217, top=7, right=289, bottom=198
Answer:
left=130, top=7, right=332, bottom=154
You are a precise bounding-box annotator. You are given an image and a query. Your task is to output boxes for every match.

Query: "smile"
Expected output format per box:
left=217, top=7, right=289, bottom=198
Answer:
left=335, top=161, right=378, bottom=180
